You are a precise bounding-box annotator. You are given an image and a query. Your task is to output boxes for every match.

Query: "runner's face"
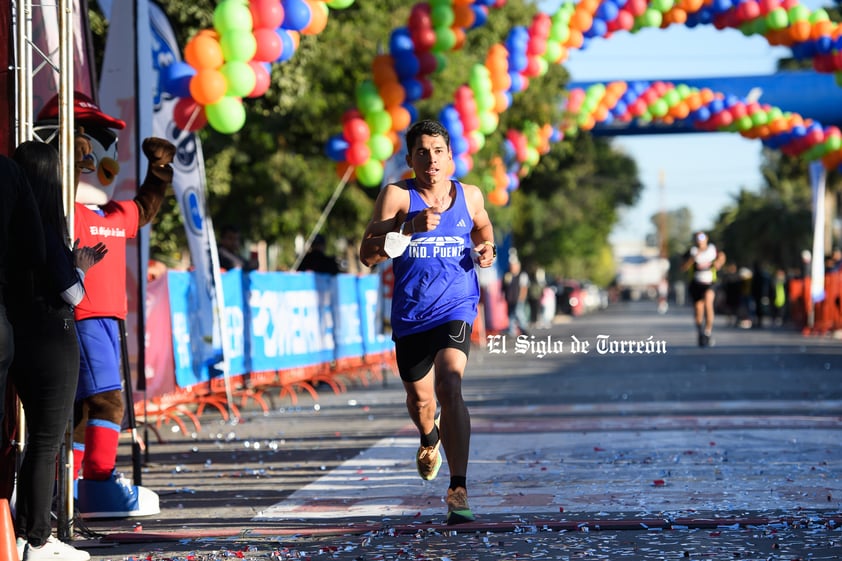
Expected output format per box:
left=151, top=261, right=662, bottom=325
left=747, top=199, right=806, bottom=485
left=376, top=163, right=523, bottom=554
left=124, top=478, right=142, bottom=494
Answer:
left=406, top=134, right=451, bottom=187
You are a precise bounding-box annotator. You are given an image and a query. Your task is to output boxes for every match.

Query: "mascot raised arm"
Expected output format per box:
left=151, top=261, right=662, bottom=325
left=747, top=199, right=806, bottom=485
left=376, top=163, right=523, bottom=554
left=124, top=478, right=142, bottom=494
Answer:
left=37, top=92, right=175, bottom=518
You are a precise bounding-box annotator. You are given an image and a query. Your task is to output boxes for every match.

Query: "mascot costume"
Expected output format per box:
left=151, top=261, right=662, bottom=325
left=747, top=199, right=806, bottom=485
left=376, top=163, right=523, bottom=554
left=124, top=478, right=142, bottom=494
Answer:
left=37, top=92, right=175, bottom=518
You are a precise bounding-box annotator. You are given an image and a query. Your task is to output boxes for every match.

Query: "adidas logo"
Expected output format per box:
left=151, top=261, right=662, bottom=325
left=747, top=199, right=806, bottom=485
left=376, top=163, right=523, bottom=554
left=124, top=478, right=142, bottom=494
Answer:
left=456, top=219, right=467, bottom=228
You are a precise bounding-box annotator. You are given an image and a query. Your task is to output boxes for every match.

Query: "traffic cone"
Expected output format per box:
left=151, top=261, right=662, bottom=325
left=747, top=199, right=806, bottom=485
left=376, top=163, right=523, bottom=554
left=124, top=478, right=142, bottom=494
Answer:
left=0, top=498, right=19, bottom=561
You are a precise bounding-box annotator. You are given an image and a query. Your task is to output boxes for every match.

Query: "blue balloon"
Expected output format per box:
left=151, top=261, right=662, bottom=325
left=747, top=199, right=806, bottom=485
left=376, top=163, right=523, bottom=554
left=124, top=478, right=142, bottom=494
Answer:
left=507, top=173, right=520, bottom=192
left=325, top=134, right=349, bottom=161
left=691, top=106, right=711, bottom=123
left=586, top=18, right=607, bottom=38
left=597, top=2, right=618, bottom=21
left=508, top=51, right=528, bottom=73
left=685, top=13, right=700, bottom=28
left=452, top=155, right=468, bottom=178
left=401, top=78, right=423, bottom=103
left=509, top=72, right=526, bottom=93
left=276, top=29, right=295, bottom=62
left=393, top=51, right=420, bottom=80
left=612, top=100, right=628, bottom=117
left=389, top=27, right=415, bottom=54
left=711, top=0, right=732, bottom=13
left=450, top=134, right=469, bottom=156
left=281, top=0, right=311, bottom=31
left=161, top=61, right=194, bottom=98
left=470, top=5, right=488, bottom=28
left=502, top=139, right=516, bottom=163
left=708, top=98, right=725, bottom=114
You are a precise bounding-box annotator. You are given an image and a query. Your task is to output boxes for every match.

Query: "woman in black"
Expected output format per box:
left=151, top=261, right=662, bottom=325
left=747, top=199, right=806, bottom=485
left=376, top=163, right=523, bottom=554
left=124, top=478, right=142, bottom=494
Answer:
left=9, top=141, right=105, bottom=561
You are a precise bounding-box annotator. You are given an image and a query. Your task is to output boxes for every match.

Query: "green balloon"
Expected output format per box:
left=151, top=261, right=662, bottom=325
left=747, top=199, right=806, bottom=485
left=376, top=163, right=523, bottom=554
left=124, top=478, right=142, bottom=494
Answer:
left=356, top=81, right=384, bottom=115
left=825, top=135, right=842, bottom=152
left=213, top=1, right=253, bottom=35
left=432, top=26, right=456, bottom=52
left=639, top=8, right=662, bottom=28
left=220, top=30, right=257, bottom=62
left=543, top=40, right=563, bottom=63
left=649, top=99, right=668, bottom=118
left=365, top=110, right=392, bottom=135
left=326, top=0, right=355, bottom=8
left=662, top=89, right=680, bottom=107
left=736, top=115, right=753, bottom=131
left=550, top=20, right=570, bottom=43
left=787, top=5, right=809, bottom=22
left=478, top=111, right=498, bottom=135
left=367, top=134, right=393, bottom=161
left=675, top=84, right=691, bottom=99
left=469, top=130, right=485, bottom=151
left=809, top=8, right=830, bottom=23
left=206, top=96, right=246, bottom=134
left=474, top=89, right=495, bottom=113
left=221, top=61, right=256, bottom=98
left=651, top=0, right=674, bottom=12
left=433, top=52, right=447, bottom=73
left=835, top=71, right=842, bottom=87
left=430, top=4, right=455, bottom=28
left=356, top=159, right=384, bottom=187
left=766, top=8, right=789, bottom=30
left=750, top=111, right=768, bottom=127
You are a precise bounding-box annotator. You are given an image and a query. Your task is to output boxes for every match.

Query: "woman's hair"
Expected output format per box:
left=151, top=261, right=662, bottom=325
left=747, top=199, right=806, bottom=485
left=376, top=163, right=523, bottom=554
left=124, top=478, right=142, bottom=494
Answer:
left=13, top=141, right=69, bottom=244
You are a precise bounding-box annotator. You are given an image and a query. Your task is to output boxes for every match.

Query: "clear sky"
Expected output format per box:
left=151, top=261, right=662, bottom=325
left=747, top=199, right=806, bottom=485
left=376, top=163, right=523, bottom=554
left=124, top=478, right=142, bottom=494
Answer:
left=539, top=0, right=828, bottom=246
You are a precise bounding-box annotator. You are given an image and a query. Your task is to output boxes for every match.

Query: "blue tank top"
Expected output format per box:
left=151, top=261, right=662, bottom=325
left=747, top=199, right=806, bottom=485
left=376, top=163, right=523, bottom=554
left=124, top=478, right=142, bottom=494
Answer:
left=390, top=180, right=480, bottom=339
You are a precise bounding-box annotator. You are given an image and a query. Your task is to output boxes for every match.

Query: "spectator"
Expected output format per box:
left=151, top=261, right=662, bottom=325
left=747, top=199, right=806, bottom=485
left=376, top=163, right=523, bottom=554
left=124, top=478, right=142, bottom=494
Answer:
left=217, top=224, right=258, bottom=271
left=297, top=234, right=340, bottom=274
left=502, top=258, right=529, bottom=336
left=9, top=141, right=106, bottom=561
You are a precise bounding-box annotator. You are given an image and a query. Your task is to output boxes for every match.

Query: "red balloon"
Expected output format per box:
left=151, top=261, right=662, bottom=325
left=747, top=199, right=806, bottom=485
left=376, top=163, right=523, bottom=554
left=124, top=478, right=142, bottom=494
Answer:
left=346, top=141, right=371, bottom=166
left=247, top=62, right=271, bottom=98
left=412, top=28, right=437, bottom=52
left=343, top=117, right=370, bottom=143
left=408, top=3, right=432, bottom=30
left=253, top=28, right=283, bottom=62
left=250, top=0, right=285, bottom=29
left=173, top=97, right=207, bottom=132
left=417, top=51, right=438, bottom=75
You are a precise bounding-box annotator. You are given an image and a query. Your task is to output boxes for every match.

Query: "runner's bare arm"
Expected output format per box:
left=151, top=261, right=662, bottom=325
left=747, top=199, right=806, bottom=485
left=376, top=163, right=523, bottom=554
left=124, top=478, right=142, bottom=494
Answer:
left=359, top=183, right=410, bottom=267
left=464, top=183, right=495, bottom=268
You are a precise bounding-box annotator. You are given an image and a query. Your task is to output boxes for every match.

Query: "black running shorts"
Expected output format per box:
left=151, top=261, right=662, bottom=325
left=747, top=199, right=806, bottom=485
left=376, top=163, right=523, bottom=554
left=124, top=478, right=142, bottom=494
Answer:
left=394, top=320, right=472, bottom=382
left=689, top=281, right=713, bottom=303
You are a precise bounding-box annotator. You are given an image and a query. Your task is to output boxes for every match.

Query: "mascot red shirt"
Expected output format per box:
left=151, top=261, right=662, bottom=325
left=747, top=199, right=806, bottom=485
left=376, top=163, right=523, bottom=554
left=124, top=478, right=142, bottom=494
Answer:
left=37, top=93, right=174, bottom=519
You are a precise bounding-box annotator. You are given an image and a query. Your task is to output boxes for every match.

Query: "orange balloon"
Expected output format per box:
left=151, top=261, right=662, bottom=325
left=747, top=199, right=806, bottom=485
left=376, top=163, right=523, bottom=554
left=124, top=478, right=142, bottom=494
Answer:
left=452, top=27, right=467, bottom=50
left=821, top=150, right=842, bottom=169
left=494, top=91, right=510, bottom=113
left=387, top=105, right=411, bottom=131
left=378, top=81, right=406, bottom=108
left=490, top=70, right=512, bottom=92
left=336, top=161, right=355, bottom=181
left=679, top=0, right=704, bottom=12
left=488, top=187, right=509, bottom=206
left=699, top=88, right=715, bottom=104
left=452, top=4, right=475, bottom=28
left=566, top=29, right=584, bottom=49
left=288, top=30, right=301, bottom=49
left=755, top=124, right=771, bottom=138
left=580, top=113, right=596, bottom=130
left=302, top=0, right=328, bottom=35
left=593, top=106, right=609, bottom=122
left=665, top=8, right=687, bottom=25
left=789, top=21, right=811, bottom=42
left=372, top=55, right=398, bottom=86
left=185, top=32, right=224, bottom=70
left=811, top=20, right=833, bottom=41
left=189, top=69, right=227, bottom=105
left=768, top=117, right=788, bottom=134
left=570, top=9, right=593, bottom=32
left=669, top=101, right=690, bottom=119
left=578, top=0, right=600, bottom=13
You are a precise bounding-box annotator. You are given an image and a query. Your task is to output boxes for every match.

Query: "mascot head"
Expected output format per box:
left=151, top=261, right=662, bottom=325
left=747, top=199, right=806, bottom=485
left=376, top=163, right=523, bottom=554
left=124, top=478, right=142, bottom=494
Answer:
left=36, top=92, right=126, bottom=206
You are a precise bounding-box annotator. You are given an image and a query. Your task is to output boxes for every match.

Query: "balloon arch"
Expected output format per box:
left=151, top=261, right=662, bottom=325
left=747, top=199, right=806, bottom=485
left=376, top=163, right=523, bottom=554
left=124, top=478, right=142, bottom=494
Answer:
left=322, top=0, right=842, bottom=206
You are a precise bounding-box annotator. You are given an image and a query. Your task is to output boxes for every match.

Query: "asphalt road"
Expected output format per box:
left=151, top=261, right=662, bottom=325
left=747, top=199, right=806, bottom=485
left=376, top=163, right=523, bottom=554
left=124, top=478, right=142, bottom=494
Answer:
left=73, top=300, right=842, bottom=560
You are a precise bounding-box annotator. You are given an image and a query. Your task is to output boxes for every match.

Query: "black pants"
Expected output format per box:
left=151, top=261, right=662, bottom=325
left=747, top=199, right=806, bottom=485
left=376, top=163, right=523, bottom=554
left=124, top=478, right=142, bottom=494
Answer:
left=10, top=303, right=79, bottom=547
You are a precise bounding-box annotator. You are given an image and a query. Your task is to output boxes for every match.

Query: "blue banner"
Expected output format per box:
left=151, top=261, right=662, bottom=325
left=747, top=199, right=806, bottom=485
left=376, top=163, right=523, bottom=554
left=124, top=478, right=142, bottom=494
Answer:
left=165, top=271, right=393, bottom=389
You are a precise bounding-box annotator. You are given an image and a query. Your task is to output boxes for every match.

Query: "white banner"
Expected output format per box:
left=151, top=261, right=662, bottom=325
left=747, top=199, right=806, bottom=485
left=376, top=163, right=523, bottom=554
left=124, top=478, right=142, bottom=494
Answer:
left=808, top=161, right=826, bottom=304
left=148, top=1, right=222, bottom=376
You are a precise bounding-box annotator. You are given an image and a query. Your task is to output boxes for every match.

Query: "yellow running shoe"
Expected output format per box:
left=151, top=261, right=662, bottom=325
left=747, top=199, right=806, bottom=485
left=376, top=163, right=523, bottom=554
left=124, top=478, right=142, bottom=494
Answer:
left=445, top=486, right=476, bottom=525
